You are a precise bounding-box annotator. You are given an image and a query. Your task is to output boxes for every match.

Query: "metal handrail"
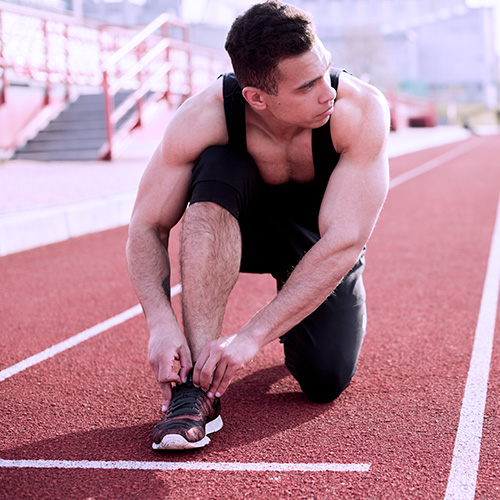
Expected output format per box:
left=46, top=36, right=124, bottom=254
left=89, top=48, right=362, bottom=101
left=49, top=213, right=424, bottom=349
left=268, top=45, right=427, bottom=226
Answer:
left=99, top=14, right=191, bottom=160
left=101, top=13, right=175, bottom=72
left=0, top=2, right=229, bottom=159
left=99, top=14, right=228, bottom=160
left=0, top=1, right=136, bottom=104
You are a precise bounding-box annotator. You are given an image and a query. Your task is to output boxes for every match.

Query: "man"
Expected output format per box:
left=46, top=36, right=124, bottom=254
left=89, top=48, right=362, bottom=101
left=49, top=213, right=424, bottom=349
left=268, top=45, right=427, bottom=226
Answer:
left=126, top=0, right=390, bottom=450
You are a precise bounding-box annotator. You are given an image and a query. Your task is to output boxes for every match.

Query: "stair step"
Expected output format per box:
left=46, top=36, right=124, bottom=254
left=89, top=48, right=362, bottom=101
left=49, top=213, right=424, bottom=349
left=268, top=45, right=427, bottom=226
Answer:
left=34, top=129, right=107, bottom=141
left=44, top=121, right=107, bottom=132
left=13, top=90, right=153, bottom=161
left=67, top=92, right=133, bottom=109
left=16, top=137, right=105, bottom=153
left=13, top=149, right=103, bottom=161
left=53, top=111, right=106, bottom=122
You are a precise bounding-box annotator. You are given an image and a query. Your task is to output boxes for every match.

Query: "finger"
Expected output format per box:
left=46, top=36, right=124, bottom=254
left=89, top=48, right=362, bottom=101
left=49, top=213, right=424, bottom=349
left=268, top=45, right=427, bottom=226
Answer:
left=210, top=362, right=237, bottom=398
left=157, top=361, right=181, bottom=386
left=207, top=360, right=228, bottom=398
left=159, top=381, right=173, bottom=413
left=179, top=345, right=193, bottom=384
left=199, top=354, right=220, bottom=394
left=192, top=349, right=209, bottom=388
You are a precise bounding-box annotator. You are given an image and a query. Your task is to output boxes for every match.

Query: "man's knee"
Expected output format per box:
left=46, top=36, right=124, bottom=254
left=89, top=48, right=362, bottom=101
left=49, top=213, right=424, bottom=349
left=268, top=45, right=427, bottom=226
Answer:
left=283, top=346, right=358, bottom=404
left=295, top=364, right=355, bottom=404
left=282, top=291, right=366, bottom=404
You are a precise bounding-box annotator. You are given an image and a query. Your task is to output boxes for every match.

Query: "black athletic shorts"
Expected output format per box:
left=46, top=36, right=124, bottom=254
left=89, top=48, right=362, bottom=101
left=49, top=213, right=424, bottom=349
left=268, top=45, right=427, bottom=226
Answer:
left=189, top=145, right=367, bottom=403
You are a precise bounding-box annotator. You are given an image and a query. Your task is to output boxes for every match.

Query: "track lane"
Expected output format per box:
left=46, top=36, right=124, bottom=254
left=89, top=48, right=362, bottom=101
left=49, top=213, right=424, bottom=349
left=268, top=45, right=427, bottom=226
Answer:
left=389, top=138, right=474, bottom=178
left=0, top=227, right=137, bottom=369
left=475, top=318, right=500, bottom=499
left=1, top=135, right=500, bottom=499
left=361, top=134, right=500, bottom=499
left=444, top=191, right=500, bottom=499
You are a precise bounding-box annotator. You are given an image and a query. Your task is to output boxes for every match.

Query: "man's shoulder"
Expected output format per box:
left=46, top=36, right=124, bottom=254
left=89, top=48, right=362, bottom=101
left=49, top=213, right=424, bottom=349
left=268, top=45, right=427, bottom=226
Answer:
left=332, top=74, right=390, bottom=153
left=167, top=78, right=226, bottom=135
left=182, top=77, right=225, bottom=111
left=157, top=77, right=229, bottom=163
left=337, top=73, right=388, bottom=114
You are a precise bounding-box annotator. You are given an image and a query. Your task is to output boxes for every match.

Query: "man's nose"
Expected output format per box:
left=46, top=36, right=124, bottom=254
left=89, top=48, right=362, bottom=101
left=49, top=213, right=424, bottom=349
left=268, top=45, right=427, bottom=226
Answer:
left=320, top=83, right=336, bottom=104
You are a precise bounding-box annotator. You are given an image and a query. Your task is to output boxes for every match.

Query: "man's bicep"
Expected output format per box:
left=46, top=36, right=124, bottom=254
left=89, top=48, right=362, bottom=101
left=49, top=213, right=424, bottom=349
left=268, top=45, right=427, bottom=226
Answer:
left=131, top=153, right=193, bottom=233
left=320, top=85, right=390, bottom=242
left=318, top=151, right=389, bottom=247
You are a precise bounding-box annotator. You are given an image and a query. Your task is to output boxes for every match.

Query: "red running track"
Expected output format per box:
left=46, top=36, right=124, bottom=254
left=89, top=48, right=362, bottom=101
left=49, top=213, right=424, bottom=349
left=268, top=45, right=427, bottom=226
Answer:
left=1, top=135, right=500, bottom=499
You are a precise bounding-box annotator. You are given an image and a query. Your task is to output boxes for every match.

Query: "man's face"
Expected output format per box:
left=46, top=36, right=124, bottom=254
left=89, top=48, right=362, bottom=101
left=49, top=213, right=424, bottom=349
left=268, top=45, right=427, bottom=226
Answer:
left=264, top=38, right=337, bottom=129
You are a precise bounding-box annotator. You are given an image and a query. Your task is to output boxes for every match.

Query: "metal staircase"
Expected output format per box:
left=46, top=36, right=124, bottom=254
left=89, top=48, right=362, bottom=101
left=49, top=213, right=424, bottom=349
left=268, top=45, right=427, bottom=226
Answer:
left=13, top=92, right=141, bottom=161
left=0, top=2, right=229, bottom=161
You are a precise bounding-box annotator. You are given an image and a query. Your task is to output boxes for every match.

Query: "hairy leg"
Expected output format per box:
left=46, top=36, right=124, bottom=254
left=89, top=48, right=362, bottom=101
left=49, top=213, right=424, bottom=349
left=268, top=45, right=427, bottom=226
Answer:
left=180, top=201, right=242, bottom=361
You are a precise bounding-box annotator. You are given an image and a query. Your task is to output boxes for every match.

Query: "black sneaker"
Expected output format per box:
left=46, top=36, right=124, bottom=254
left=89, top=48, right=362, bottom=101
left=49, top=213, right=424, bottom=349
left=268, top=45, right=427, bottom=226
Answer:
left=152, top=374, right=223, bottom=450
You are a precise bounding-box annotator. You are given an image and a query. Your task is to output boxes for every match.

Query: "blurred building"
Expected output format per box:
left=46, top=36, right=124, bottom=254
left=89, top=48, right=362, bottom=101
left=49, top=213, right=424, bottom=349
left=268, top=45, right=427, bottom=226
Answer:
left=184, top=0, right=500, bottom=108
left=3, top=0, right=181, bottom=23
left=82, top=0, right=181, bottom=25
left=299, top=0, right=498, bottom=108
left=4, top=0, right=499, bottom=108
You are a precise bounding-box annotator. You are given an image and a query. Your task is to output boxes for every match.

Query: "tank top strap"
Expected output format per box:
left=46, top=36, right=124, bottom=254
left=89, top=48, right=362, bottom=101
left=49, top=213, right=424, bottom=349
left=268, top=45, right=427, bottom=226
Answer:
left=222, top=73, right=247, bottom=150
left=311, top=68, right=344, bottom=183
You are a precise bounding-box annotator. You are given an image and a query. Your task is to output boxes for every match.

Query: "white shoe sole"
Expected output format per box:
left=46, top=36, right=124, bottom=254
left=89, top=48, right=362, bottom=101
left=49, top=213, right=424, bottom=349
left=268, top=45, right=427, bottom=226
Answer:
left=152, top=415, right=223, bottom=450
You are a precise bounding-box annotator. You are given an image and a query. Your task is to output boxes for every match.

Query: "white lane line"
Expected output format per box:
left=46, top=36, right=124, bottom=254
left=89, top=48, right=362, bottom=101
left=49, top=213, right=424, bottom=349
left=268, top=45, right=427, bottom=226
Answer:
left=0, top=458, right=370, bottom=472
left=0, top=284, right=181, bottom=383
left=389, top=139, right=482, bottom=189
left=444, top=192, right=500, bottom=500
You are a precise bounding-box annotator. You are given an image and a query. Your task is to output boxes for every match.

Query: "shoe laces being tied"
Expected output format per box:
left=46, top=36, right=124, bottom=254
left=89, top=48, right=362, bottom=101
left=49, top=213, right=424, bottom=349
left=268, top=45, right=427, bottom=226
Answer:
left=167, top=382, right=207, bottom=417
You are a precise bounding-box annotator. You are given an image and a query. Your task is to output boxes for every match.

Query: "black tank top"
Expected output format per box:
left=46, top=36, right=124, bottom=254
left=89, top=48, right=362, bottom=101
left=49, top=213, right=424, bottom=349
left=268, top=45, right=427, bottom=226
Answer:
left=222, top=70, right=342, bottom=182
left=221, top=70, right=343, bottom=232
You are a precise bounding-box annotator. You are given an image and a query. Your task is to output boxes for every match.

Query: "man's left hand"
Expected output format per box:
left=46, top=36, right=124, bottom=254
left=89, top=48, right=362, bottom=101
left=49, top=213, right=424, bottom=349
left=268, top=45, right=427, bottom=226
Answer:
left=192, top=332, right=260, bottom=398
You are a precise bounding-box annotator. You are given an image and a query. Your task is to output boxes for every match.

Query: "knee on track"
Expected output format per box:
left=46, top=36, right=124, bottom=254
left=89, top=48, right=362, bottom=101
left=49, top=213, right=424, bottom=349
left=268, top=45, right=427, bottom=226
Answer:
left=293, top=364, right=355, bottom=404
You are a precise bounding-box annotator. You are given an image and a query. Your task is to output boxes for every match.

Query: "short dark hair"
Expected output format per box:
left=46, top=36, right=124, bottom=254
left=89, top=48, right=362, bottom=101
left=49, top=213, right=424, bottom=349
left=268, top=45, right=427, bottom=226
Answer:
left=224, top=1, right=316, bottom=94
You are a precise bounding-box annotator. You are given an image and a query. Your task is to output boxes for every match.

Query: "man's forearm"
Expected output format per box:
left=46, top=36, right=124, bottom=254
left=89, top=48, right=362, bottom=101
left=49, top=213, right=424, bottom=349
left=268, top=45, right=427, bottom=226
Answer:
left=126, top=227, right=178, bottom=329
left=127, top=225, right=193, bottom=405
left=193, top=236, right=363, bottom=399
left=244, top=237, right=362, bottom=347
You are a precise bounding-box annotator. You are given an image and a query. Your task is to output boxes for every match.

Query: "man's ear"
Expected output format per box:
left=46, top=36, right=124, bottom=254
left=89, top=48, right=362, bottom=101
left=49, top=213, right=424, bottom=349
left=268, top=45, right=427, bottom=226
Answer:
left=242, top=87, right=267, bottom=110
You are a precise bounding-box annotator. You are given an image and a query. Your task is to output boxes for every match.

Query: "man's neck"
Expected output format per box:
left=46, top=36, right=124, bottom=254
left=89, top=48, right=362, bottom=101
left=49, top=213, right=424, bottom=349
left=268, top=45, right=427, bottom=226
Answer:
left=245, top=104, right=307, bottom=144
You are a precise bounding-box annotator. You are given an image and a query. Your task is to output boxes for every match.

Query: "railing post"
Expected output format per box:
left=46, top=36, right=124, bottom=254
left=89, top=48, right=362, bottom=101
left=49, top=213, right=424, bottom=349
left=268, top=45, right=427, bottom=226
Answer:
left=183, top=24, right=192, bottom=98
left=102, top=70, right=114, bottom=160
left=0, top=10, right=6, bottom=106
left=42, top=19, right=51, bottom=106
left=161, top=22, right=171, bottom=103
left=0, top=62, right=6, bottom=106
left=135, top=41, right=144, bottom=128
left=63, top=23, right=71, bottom=101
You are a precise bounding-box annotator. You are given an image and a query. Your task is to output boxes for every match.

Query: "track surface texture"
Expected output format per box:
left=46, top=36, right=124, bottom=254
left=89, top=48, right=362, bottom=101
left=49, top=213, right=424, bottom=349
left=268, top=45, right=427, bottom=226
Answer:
left=1, top=135, right=500, bottom=499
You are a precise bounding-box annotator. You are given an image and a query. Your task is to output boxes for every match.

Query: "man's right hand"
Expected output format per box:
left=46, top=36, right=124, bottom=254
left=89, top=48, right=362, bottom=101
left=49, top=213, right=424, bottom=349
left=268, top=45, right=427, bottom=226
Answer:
left=147, top=325, right=192, bottom=412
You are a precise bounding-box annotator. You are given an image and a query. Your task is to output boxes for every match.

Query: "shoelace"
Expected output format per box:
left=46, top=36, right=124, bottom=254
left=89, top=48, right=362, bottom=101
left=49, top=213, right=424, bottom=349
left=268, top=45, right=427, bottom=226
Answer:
left=167, top=385, right=205, bottom=417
